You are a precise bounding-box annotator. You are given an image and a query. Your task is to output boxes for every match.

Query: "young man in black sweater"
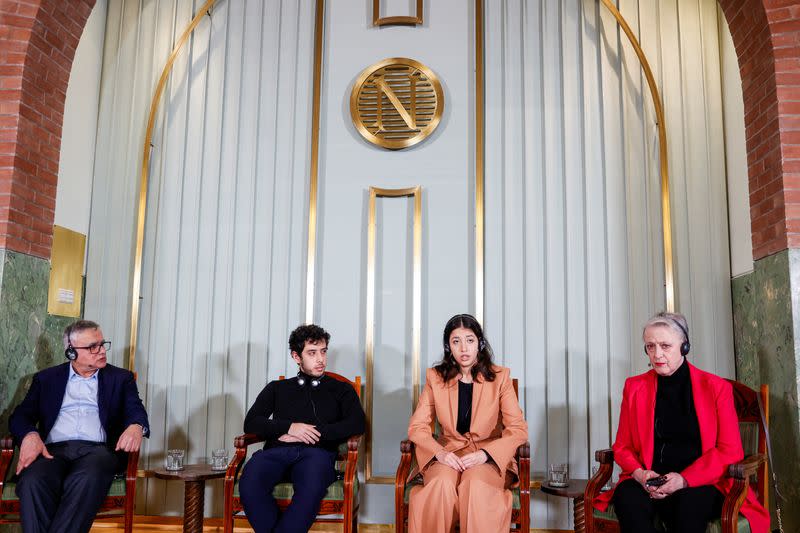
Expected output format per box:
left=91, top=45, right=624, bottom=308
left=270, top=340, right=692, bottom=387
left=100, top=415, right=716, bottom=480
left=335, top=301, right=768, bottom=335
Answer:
left=239, top=324, right=365, bottom=533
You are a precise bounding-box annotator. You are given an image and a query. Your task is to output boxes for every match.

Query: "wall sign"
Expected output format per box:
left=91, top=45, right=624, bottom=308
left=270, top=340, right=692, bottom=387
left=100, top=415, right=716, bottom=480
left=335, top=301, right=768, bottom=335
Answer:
left=350, top=58, right=444, bottom=150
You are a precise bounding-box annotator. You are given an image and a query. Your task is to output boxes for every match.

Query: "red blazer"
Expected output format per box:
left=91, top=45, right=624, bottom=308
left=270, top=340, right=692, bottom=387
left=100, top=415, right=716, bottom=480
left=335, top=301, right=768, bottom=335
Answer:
left=594, top=362, right=769, bottom=533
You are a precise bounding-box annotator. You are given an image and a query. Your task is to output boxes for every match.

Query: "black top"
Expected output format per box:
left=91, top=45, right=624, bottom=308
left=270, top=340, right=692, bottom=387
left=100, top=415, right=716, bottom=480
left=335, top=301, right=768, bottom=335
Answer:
left=456, top=380, right=473, bottom=434
left=652, top=359, right=702, bottom=474
left=243, top=372, right=366, bottom=453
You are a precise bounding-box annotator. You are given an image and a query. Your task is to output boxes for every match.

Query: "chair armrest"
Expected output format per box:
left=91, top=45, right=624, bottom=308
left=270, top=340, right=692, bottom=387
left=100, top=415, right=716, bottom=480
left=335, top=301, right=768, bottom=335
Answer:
left=234, top=433, right=265, bottom=449
left=585, top=449, right=614, bottom=503
left=395, top=440, right=415, bottom=492
left=721, top=454, right=766, bottom=532
left=516, top=441, right=531, bottom=496
left=0, top=435, right=15, bottom=500
left=727, top=454, right=766, bottom=480
left=595, top=448, right=614, bottom=464
left=124, top=449, right=140, bottom=482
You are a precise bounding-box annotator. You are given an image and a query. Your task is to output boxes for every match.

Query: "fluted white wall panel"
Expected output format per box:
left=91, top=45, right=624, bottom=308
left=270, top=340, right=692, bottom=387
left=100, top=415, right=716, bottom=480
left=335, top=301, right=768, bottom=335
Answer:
left=85, top=0, right=315, bottom=516
left=484, top=0, right=735, bottom=528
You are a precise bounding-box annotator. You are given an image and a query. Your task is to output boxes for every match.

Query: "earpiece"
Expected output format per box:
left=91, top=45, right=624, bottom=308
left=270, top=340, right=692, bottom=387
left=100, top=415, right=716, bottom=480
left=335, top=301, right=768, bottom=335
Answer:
left=65, top=344, right=77, bottom=361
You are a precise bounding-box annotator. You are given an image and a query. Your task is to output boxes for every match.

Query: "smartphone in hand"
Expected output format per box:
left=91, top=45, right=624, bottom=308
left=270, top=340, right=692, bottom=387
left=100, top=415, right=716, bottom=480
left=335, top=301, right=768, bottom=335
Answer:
left=645, top=475, right=668, bottom=487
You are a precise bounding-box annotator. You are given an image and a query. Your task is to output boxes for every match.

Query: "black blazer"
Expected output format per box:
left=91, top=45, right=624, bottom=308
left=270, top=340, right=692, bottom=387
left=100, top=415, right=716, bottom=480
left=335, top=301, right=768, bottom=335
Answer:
left=9, top=362, right=150, bottom=451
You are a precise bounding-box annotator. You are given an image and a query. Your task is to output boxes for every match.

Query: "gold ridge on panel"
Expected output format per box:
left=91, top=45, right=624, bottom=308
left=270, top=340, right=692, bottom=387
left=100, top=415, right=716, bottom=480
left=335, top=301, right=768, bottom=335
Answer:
left=372, top=0, right=423, bottom=27
left=365, top=186, right=422, bottom=484
left=305, top=0, right=326, bottom=323
left=129, top=0, right=218, bottom=372
left=475, top=0, right=485, bottom=324
left=598, top=0, right=675, bottom=311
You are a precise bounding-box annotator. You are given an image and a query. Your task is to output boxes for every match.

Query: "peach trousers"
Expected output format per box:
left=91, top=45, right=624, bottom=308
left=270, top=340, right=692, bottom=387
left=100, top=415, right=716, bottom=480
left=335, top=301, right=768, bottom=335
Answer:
left=408, top=455, right=512, bottom=533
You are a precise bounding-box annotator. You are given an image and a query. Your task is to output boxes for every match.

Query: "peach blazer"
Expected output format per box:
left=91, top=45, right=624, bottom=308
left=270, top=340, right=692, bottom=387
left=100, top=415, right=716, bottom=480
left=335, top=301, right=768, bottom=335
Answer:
left=407, top=366, right=528, bottom=484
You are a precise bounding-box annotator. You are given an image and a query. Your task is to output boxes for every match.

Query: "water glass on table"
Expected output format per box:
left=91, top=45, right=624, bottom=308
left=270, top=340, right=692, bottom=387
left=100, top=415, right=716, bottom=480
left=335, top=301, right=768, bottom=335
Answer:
left=548, top=463, right=569, bottom=488
left=211, top=449, right=229, bottom=471
left=165, top=449, right=185, bottom=471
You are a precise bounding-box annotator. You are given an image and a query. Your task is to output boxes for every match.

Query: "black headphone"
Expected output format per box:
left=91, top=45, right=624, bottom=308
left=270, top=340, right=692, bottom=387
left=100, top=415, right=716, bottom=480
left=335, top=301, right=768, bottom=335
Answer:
left=297, top=371, right=322, bottom=388
left=443, top=313, right=486, bottom=354
left=65, top=343, right=78, bottom=361
left=643, top=315, right=691, bottom=357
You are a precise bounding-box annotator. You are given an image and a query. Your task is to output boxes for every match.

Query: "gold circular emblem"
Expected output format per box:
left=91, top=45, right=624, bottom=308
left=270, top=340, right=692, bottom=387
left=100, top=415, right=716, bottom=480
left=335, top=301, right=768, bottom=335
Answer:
left=350, top=58, right=444, bottom=150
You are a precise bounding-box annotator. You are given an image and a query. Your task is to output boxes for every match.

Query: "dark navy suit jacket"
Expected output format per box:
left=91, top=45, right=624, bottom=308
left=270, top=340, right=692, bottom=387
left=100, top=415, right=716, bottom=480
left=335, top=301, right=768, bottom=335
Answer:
left=9, top=362, right=150, bottom=453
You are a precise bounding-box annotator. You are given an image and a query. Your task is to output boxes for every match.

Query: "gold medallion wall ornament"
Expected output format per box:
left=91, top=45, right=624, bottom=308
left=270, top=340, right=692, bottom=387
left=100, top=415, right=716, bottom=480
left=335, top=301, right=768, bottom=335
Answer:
left=350, top=58, right=444, bottom=150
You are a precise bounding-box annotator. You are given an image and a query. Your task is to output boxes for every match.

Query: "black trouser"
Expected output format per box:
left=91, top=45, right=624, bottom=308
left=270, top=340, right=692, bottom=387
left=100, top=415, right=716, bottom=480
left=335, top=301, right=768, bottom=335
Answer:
left=15, top=440, right=117, bottom=533
left=238, top=445, right=337, bottom=533
left=612, top=478, right=724, bottom=533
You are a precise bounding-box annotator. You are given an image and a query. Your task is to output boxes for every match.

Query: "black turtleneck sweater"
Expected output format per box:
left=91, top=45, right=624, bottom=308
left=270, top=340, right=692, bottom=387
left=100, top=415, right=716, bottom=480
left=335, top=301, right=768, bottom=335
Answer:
left=652, top=360, right=702, bottom=474
left=243, top=372, right=366, bottom=453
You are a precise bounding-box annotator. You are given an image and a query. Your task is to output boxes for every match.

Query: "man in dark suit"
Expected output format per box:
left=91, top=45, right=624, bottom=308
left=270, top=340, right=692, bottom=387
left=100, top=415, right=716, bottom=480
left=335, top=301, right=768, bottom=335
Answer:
left=9, top=319, right=150, bottom=533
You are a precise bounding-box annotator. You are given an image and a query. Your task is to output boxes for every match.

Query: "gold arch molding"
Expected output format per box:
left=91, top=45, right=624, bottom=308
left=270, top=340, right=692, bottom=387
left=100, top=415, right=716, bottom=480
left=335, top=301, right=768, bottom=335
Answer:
left=599, top=0, right=675, bottom=311
left=129, top=0, right=675, bottom=370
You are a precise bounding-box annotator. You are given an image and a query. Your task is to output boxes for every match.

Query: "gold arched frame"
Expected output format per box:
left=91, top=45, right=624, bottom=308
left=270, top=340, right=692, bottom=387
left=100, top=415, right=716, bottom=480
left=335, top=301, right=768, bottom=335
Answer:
left=598, top=0, right=675, bottom=311
left=130, top=0, right=675, bottom=371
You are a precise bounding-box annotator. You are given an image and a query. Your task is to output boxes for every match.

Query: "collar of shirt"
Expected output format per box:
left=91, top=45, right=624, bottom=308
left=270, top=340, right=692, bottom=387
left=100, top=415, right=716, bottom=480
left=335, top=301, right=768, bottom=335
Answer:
left=69, top=363, right=99, bottom=381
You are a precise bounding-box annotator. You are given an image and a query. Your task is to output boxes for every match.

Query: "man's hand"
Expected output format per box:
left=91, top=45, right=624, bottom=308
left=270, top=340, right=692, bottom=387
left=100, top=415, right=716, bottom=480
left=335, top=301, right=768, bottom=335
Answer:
left=277, top=434, right=302, bottom=443
left=115, top=424, right=144, bottom=452
left=287, top=423, right=321, bottom=444
left=435, top=450, right=466, bottom=472
left=649, top=472, right=687, bottom=499
left=460, top=450, right=489, bottom=469
left=16, top=432, right=52, bottom=474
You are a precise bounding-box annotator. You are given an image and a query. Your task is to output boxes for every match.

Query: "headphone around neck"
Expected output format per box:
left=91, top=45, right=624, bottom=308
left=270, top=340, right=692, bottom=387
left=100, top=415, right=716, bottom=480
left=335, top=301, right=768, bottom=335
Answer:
left=297, top=371, right=322, bottom=388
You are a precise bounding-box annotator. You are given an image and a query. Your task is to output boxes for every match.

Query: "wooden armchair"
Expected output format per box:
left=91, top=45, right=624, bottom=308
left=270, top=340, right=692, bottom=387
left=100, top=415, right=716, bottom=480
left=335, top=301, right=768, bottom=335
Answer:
left=394, top=378, right=531, bottom=532
left=223, top=372, right=363, bottom=533
left=584, top=380, right=769, bottom=533
left=0, top=435, right=139, bottom=532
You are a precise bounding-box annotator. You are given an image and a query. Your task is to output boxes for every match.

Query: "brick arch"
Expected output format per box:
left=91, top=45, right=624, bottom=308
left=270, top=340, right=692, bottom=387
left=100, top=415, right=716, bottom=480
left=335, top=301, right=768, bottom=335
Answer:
left=717, top=0, right=797, bottom=260
left=0, top=0, right=95, bottom=258
left=0, top=0, right=796, bottom=261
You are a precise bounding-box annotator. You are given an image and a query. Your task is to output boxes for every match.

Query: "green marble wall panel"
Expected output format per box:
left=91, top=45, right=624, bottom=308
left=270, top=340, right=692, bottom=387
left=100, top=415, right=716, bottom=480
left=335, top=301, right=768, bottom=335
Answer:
left=730, top=249, right=800, bottom=530
left=0, top=249, right=74, bottom=532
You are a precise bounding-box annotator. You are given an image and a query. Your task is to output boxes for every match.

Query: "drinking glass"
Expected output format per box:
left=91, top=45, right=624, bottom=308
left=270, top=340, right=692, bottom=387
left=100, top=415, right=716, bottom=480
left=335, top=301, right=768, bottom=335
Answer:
left=165, top=449, right=185, bottom=471
left=211, top=448, right=229, bottom=471
left=548, top=463, right=569, bottom=487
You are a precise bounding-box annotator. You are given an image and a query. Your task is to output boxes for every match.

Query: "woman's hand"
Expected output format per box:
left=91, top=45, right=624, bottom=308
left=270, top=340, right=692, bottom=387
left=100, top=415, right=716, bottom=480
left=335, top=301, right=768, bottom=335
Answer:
left=435, top=450, right=466, bottom=471
left=632, top=467, right=659, bottom=488
left=649, top=472, right=687, bottom=499
left=461, top=450, right=489, bottom=469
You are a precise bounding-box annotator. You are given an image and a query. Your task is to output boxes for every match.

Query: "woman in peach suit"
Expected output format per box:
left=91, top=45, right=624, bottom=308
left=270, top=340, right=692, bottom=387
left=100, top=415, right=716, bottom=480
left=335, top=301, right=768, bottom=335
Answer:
left=407, top=314, right=528, bottom=533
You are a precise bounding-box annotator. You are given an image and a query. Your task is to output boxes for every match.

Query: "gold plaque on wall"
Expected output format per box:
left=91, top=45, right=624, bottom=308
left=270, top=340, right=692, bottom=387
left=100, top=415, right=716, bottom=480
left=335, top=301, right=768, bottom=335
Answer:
left=47, top=225, right=86, bottom=318
left=350, top=58, right=444, bottom=150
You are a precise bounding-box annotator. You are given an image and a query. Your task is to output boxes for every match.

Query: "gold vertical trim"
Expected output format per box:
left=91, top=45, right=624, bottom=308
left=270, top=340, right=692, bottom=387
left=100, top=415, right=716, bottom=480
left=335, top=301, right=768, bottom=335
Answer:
left=305, top=0, right=326, bottom=324
left=129, top=0, right=217, bottom=371
left=372, top=0, right=423, bottom=26
left=475, top=0, right=485, bottom=323
left=598, top=0, right=675, bottom=311
left=365, top=186, right=422, bottom=484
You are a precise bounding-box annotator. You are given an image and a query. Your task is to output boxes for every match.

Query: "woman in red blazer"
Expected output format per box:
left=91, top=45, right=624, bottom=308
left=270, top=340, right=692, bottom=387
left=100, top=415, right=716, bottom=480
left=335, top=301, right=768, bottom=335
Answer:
left=593, top=312, right=769, bottom=533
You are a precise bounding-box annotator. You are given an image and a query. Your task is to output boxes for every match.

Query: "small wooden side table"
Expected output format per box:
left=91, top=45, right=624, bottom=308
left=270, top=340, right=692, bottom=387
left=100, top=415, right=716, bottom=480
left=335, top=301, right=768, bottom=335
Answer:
left=540, top=478, right=589, bottom=533
left=152, top=464, right=225, bottom=533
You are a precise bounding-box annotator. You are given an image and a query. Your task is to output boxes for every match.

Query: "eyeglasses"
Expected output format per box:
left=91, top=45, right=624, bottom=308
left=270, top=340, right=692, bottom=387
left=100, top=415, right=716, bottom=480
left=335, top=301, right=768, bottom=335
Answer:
left=72, top=340, right=111, bottom=354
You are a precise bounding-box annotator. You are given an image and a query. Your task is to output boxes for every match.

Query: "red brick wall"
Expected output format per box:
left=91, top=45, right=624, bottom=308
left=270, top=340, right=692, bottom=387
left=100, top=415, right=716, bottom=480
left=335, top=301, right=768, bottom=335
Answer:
left=719, top=0, right=800, bottom=259
left=0, top=0, right=94, bottom=258
left=0, top=0, right=796, bottom=261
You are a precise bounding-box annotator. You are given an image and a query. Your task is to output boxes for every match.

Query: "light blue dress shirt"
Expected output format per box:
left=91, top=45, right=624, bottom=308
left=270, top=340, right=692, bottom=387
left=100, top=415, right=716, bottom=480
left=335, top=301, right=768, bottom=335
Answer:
left=46, top=365, right=106, bottom=444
